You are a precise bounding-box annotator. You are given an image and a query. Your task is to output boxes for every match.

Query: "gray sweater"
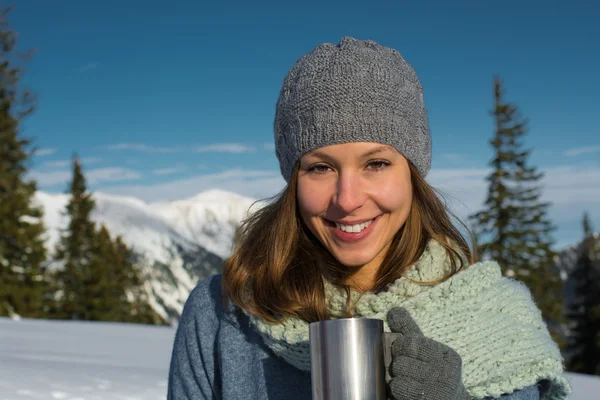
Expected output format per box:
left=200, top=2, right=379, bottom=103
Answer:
left=167, top=274, right=541, bottom=400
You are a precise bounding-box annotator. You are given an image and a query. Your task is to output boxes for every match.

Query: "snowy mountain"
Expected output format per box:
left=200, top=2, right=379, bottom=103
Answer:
left=149, top=189, right=263, bottom=259
left=33, top=189, right=261, bottom=324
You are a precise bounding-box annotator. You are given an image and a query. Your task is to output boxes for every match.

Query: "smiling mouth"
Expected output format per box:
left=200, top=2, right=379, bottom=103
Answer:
left=323, top=216, right=380, bottom=233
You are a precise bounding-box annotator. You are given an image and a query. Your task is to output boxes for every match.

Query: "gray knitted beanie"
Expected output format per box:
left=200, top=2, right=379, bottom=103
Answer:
left=274, top=36, right=431, bottom=182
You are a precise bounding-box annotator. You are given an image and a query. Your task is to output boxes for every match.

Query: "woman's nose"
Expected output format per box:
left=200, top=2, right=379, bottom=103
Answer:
left=332, top=172, right=366, bottom=214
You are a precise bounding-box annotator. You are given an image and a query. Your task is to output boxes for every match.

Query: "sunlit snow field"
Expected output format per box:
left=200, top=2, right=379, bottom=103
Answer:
left=1, top=318, right=597, bottom=400
left=0, top=318, right=173, bottom=400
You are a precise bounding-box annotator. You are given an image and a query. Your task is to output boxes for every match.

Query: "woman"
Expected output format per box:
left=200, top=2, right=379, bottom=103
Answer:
left=167, top=37, right=570, bottom=399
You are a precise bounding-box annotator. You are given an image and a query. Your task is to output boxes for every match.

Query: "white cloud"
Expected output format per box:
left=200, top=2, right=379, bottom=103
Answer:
left=540, top=166, right=600, bottom=208
left=564, top=145, right=600, bottom=157
left=35, top=148, right=57, bottom=156
left=30, top=167, right=142, bottom=187
left=43, top=157, right=103, bottom=168
left=106, top=143, right=184, bottom=153
left=153, top=167, right=187, bottom=176
left=79, top=62, right=98, bottom=72
left=440, top=153, right=466, bottom=163
left=42, top=160, right=71, bottom=168
left=86, top=168, right=142, bottom=185
left=263, top=142, right=275, bottom=151
left=82, top=157, right=103, bottom=164
left=105, top=142, right=267, bottom=154
left=194, top=143, right=256, bottom=153
left=28, top=170, right=72, bottom=187
left=101, top=169, right=285, bottom=202
left=428, top=168, right=489, bottom=181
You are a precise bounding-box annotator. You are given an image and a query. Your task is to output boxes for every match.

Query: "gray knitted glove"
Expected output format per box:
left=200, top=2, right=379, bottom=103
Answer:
left=386, top=307, right=471, bottom=400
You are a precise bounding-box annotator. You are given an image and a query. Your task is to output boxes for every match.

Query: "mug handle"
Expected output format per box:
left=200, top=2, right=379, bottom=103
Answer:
left=382, top=332, right=403, bottom=383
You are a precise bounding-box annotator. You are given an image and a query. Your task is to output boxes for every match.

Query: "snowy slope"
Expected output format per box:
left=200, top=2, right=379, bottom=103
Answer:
left=149, top=189, right=263, bottom=259
left=0, top=317, right=597, bottom=400
left=0, top=317, right=174, bottom=400
left=33, top=189, right=260, bottom=324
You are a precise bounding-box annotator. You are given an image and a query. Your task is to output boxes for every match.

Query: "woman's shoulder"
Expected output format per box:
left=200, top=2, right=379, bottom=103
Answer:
left=184, top=274, right=223, bottom=306
left=177, top=274, right=229, bottom=326
left=178, top=273, right=252, bottom=332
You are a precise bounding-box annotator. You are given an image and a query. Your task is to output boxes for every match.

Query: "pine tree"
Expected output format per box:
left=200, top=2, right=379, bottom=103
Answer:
left=88, top=225, right=161, bottom=324
left=583, top=212, right=593, bottom=237
left=0, top=6, right=48, bottom=318
left=53, top=156, right=97, bottom=320
left=567, top=213, right=600, bottom=375
left=52, top=159, right=163, bottom=324
left=86, top=224, right=119, bottom=321
left=111, top=235, right=162, bottom=324
left=469, top=76, right=564, bottom=342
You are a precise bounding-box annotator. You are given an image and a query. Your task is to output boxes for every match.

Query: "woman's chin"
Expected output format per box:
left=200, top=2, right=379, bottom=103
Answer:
left=332, top=251, right=377, bottom=269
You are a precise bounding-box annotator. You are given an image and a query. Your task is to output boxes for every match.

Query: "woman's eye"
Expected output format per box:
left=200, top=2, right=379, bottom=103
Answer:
left=366, top=160, right=390, bottom=171
left=308, top=164, right=331, bottom=175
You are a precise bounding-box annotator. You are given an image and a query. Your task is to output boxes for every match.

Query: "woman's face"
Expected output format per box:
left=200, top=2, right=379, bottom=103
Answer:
left=297, top=142, right=413, bottom=277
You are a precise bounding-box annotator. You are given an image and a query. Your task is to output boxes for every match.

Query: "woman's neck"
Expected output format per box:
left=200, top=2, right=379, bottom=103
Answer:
left=343, top=249, right=388, bottom=292
left=345, top=275, right=373, bottom=292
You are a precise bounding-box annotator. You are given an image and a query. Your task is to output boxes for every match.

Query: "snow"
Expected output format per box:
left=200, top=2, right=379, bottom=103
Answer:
left=0, top=318, right=174, bottom=400
left=1, top=318, right=598, bottom=400
left=564, top=373, right=600, bottom=399
left=148, top=189, right=263, bottom=259
left=34, top=188, right=260, bottom=262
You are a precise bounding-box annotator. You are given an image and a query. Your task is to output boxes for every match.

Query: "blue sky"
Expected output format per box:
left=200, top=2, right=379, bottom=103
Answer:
left=11, top=0, right=600, bottom=248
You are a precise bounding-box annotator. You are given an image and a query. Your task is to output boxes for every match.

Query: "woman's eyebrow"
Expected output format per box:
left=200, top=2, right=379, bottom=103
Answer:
left=307, top=145, right=393, bottom=161
left=360, top=145, right=393, bottom=158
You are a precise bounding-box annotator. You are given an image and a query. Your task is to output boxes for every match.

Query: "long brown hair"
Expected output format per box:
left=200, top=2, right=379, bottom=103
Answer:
left=222, top=162, right=476, bottom=323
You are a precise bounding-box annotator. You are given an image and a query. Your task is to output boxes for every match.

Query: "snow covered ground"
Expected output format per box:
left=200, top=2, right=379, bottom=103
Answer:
left=0, top=317, right=598, bottom=399
left=0, top=318, right=174, bottom=400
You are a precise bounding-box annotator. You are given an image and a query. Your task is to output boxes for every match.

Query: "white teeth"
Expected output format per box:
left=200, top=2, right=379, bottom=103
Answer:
left=335, top=219, right=374, bottom=233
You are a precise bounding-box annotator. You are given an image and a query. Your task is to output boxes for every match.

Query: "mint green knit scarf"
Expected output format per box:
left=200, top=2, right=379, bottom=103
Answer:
left=249, top=240, right=571, bottom=399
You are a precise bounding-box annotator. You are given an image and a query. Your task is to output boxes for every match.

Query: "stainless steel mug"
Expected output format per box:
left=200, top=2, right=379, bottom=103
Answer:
left=310, top=317, right=396, bottom=400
